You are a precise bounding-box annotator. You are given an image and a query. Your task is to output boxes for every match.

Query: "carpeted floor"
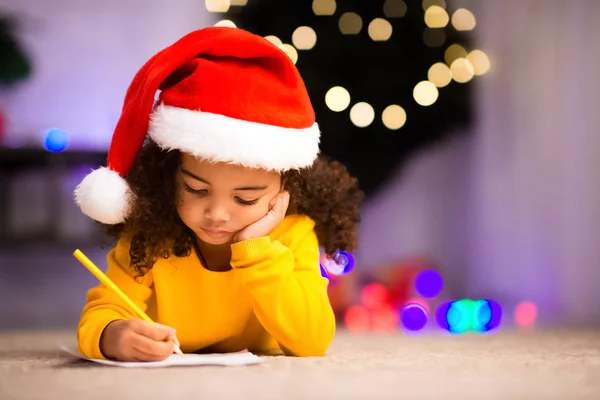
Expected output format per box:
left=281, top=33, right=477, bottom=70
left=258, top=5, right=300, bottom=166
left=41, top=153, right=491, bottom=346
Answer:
left=0, top=328, right=599, bottom=399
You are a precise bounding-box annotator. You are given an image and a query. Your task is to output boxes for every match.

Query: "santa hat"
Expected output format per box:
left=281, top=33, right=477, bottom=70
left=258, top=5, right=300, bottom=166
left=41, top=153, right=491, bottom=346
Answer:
left=74, top=27, right=320, bottom=225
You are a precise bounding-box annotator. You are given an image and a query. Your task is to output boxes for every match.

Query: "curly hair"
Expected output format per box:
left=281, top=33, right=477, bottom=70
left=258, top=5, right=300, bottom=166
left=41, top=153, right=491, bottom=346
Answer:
left=103, top=140, right=364, bottom=277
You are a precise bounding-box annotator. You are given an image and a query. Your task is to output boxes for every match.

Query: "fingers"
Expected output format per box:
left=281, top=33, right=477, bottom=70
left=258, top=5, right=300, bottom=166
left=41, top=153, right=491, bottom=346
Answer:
left=282, top=190, right=290, bottom=212
left=275, top=191, right=290, bottom=216
left=131, top=334, right=176, bottom=362
left=270, top=191, right=289, bottom=211
left=131, top=320, right=176, bottom=342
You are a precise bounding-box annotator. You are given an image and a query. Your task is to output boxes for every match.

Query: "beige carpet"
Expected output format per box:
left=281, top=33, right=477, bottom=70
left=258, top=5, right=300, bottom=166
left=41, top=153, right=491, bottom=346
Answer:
left=0, top=328, right=599, bottom=400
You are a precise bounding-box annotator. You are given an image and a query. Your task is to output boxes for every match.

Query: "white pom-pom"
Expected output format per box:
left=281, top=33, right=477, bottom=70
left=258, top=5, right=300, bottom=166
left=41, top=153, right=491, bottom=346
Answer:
left=74, top=167, right=133, bottom=224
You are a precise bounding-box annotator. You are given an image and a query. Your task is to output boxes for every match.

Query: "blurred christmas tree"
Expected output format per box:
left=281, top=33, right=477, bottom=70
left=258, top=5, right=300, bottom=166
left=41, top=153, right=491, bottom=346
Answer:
left=0, top=14, right=32, bottom=86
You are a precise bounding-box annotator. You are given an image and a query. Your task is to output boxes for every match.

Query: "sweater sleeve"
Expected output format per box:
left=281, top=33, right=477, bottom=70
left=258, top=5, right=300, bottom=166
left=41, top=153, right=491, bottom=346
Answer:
left=229, top=218, right=336, bottom=357
left=76, top=238, right=154, bottom=359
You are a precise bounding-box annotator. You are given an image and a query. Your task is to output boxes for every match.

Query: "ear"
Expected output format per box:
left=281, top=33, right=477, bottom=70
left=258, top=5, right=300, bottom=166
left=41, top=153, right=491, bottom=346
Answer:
left=280, top=174, right=288, bottom=190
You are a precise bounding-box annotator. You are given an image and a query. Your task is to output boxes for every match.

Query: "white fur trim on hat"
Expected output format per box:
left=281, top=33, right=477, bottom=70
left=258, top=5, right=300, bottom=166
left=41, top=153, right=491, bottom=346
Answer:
left=74, top=167, right=133, bottom=224
left=148, top=104, right=321, bottom=171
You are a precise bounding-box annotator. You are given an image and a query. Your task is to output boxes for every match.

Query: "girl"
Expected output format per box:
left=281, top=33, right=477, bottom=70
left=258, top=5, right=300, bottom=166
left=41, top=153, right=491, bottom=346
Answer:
left=74, top=27, right=363, bottom=361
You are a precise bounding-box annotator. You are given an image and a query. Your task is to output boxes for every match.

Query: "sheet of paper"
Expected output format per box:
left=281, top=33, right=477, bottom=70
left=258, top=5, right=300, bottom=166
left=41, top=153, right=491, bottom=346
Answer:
left=60, top=346, right=263, bottom=368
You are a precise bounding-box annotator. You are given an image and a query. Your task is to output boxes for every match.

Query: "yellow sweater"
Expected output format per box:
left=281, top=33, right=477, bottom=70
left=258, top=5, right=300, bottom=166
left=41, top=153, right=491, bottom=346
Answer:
left=77, top=215, right=336, bottom=359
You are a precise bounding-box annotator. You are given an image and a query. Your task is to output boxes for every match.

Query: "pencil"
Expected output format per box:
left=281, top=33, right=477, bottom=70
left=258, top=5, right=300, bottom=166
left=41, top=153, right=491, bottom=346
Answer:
left=73, top=249, right=184, bottom=356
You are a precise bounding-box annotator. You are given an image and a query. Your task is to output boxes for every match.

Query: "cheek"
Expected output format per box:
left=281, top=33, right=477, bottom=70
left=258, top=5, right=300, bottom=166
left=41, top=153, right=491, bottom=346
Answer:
left=176, top=193, right=204, bottom=226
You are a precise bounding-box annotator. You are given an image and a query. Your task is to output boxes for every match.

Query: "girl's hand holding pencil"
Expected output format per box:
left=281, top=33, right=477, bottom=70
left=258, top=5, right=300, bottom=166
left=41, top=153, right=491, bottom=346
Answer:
left=100, top=319, right=181, bottom=362
left=72, top=249, right=184, bottom=361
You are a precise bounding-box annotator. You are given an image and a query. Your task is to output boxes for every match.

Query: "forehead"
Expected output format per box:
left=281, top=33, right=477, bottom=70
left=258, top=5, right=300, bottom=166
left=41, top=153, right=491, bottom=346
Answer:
left=180, top=154, right=280, bottom=185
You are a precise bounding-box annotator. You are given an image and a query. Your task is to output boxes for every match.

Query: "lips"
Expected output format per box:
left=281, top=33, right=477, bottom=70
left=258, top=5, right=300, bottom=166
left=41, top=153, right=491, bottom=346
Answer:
left=201, top=228, right=231, bottom=238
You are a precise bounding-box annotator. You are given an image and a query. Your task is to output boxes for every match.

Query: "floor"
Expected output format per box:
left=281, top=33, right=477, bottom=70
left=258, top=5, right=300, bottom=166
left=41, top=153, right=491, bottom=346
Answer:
left=1, top=328, right=599, bottom=400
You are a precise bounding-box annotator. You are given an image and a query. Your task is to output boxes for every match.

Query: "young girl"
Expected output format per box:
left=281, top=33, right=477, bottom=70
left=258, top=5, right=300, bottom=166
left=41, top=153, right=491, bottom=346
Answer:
left=74, top=27, right=363, bottom=361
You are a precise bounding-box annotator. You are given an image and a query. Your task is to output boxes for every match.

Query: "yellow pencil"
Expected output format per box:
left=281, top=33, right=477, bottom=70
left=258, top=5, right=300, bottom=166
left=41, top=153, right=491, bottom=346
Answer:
left=73, top=249, right=184, bottom=356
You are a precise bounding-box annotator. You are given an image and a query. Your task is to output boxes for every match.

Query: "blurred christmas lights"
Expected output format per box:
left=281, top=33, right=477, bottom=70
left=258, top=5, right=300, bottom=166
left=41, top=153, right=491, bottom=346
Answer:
left=218, top=2, right=489, bottom=131
left=436, top=299, right=503, bottom=334
left=414, top=269, right=444, bottom=298
left=400, top=303, right=429, bottom=331
left=43, top=128, right=69, bottom=152
left=514, top=301, right=537, bottom=327
left=320, top=250, right=355, bottom=277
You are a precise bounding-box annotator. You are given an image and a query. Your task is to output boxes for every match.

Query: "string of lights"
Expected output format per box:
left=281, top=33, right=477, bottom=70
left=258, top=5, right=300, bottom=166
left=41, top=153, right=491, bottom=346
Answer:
left=207, top=0, right=490, bottom=132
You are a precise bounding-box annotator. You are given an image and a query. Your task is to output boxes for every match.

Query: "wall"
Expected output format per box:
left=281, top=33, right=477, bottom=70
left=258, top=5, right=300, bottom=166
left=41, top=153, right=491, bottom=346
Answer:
left=0, top=0, right=216, bottom=149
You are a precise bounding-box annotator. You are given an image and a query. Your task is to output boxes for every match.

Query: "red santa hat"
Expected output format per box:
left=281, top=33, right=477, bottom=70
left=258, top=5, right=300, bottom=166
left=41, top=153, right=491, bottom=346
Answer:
left=74, top=27, right=320, bottom=224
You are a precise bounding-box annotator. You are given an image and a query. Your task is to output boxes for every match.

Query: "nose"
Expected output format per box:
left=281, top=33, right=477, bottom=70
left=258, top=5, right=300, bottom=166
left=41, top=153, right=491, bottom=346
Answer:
left=204, top=202, right=230, bottom=223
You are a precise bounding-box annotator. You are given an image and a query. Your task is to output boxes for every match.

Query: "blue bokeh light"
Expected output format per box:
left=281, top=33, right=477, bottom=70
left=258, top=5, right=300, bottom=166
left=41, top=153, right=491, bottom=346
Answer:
left=414, top=269, right=444, bottom=298
left=474, top=299, right=492, bottom=332
left=400, top=303, right=429, bottom=331
left=319, top=263, right=329, bottom=279
left=324, top=251, right=355, bottom=276
left=484, top=299, right=503, bottom=331
left=435, top=301, right=451, bottom=331
left=43, top=128, right=69, bottom=152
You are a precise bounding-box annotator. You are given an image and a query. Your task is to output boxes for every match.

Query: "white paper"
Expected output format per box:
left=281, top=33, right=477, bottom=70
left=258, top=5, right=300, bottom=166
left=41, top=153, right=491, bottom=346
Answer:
left=60, top=346, right=263, bottom=368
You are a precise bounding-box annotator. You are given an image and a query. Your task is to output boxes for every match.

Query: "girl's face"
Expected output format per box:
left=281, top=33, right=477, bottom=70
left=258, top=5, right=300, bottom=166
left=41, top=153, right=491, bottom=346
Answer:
left=175, top=154, right=282, bottom=245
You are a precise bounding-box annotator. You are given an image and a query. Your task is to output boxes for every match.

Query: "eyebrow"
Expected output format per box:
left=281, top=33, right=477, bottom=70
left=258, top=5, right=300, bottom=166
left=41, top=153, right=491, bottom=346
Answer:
left=181, top=168, right=269, bottom=191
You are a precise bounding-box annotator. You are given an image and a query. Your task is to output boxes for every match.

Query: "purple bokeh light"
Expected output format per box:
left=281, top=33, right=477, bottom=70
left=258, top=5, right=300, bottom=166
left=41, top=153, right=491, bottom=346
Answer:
left=400, top=303, right=429, bottom=331
left=414, top=269, right=444, bottom=298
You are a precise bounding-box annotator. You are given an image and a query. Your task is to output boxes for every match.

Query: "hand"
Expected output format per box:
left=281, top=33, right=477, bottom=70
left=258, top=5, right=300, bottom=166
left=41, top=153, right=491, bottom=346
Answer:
left=234, top=190, right=290, bottom=242
left=100, top=319, right=180, bottom=362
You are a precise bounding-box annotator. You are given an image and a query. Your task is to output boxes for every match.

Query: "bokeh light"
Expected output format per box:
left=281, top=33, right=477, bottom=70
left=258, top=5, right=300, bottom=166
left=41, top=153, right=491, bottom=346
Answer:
left=205, top=0, right=230, bottom=13
left=444, top=43, right=468, bottom=65
left=467, top=50, right=491, bottom=75
left=473, top=299, right=493, bottom=332
left=451, top=8, right=476, bottom=31
left=312, top=0, right=336, bottom=16
left=382, top=105, right=407, bottom=130
left=361, top=283, right=388, bottom=309
left=400, top=303, right=429, bottom=331
left=319, top=262, right=329, bottom=279
left=515, top=301, right=537, bottom=327
left=339, top=12, right=363, bottom=35
left=405, top=297, right=430, bottom=313
left=280, top=44, right=298, bottom=64
left=446, top=299, right=472, bottom=334
left=321, top=251, right=355, bottom=276
left=350, top=102, right=375, bottom=128
left=43, top=128, right=69, bottom=152
left=428, top=62, right=453, bottom=88
left=435, top=301, right=451, bottom=330
left=264, top=35, right=283, bottom=48
left=486, top=299, right=503, bottom=331
left=414, top=269, right=444, bottom=298
left=383, top=0, right=407, bottom=18
left=413, top=81, right=439, bottom=106
left=345, top=305, right=370, bottom=332
left=368, top=18, right=393, bottom=41
left=424, top=6, right=449, bottom=28
left=292, top=26, right=317, bottom=50
left=371, top=304, right=399, bottom=332
left=214, top=19, right=236, bottom=28
left=437, top=299, right=502, bottom=333
left=450, top=58, right=475, bottom=83
left=325, top=86, right=351, bottom=112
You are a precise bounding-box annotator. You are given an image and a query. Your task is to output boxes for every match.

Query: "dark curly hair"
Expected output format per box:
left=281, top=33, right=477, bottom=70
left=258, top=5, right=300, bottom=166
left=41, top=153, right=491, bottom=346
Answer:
left=104, top=140, right=364, bottom=277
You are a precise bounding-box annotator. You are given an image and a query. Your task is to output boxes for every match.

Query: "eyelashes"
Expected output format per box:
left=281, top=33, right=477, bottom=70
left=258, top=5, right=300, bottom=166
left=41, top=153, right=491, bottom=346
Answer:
left=182, top=183, right=259, bottom=206
left=236, top=198, right=259, bottom=206
left=183, top=184, right=207, bottom=195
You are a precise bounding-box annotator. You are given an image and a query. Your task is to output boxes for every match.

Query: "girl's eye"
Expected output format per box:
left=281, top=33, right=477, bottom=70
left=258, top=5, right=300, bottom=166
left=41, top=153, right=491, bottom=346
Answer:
left=183, top=184, right=208, bottom=196
left=236, top=197, right=259, bottom=206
